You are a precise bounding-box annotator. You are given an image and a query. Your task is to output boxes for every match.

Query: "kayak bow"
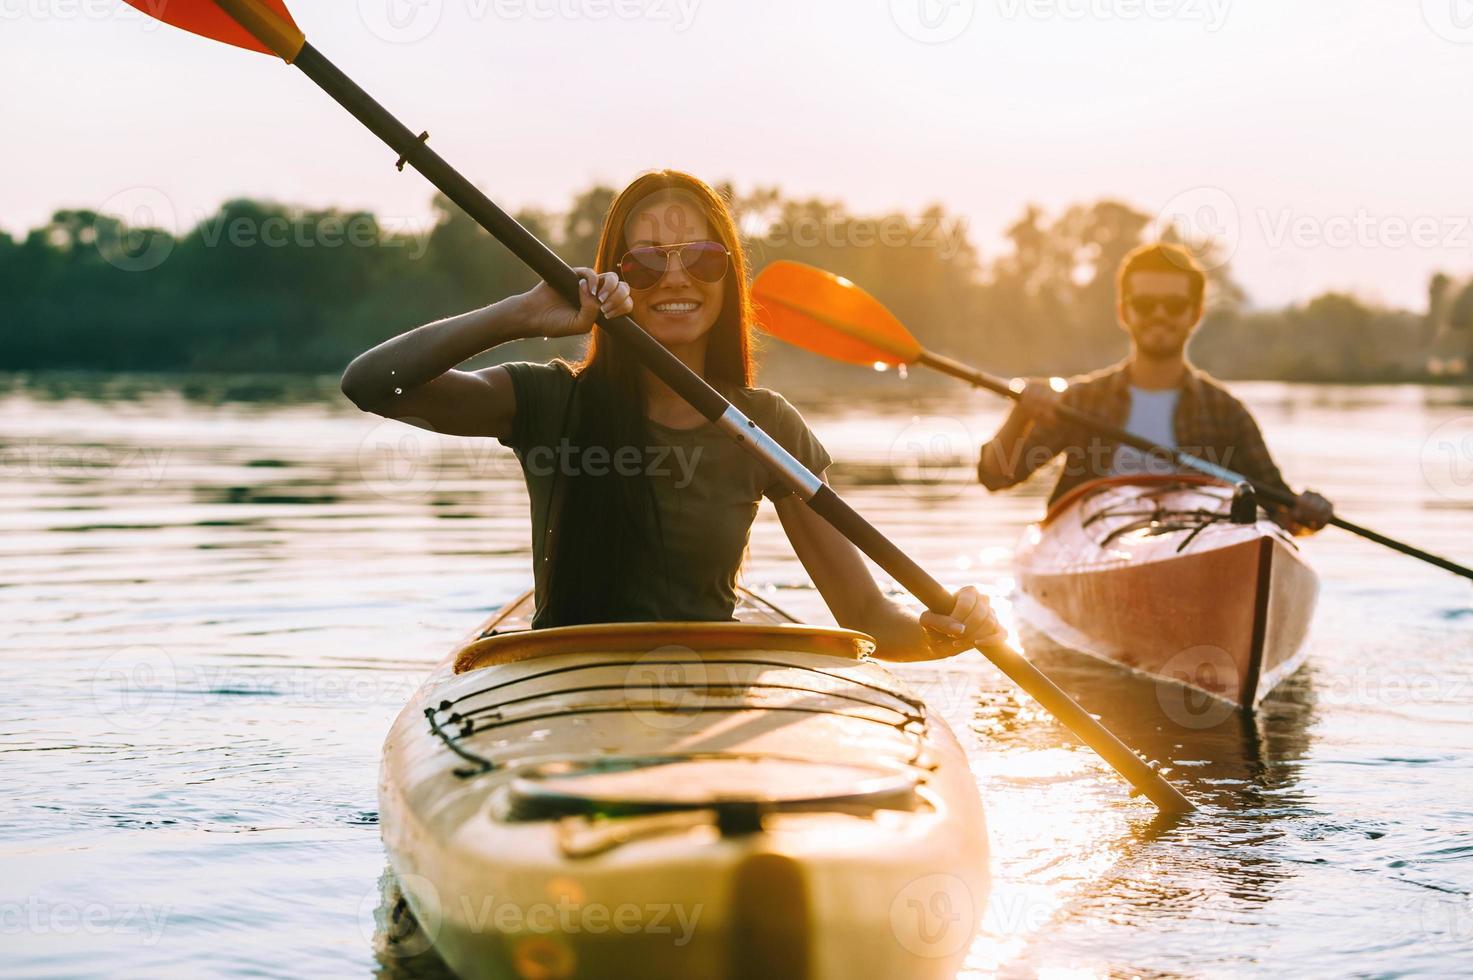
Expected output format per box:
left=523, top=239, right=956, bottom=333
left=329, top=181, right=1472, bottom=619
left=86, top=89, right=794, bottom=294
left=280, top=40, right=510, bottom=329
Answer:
left=1014, top=476, right=1319, bottom=710
left=378, top=591, right=989, bottom=979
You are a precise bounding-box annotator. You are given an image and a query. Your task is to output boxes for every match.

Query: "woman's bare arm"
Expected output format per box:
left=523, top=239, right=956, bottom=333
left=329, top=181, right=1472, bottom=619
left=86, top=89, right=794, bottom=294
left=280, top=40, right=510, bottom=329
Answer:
left=773, top=478, right=1005, bottom=661
left=339, top=269, right=631, bottom=439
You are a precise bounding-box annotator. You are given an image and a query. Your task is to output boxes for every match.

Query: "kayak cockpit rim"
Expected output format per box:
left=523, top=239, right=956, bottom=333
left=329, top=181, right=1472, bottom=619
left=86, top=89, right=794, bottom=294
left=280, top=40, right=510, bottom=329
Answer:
left=1040, top=472, right=1233, bottom=527
left=453, top=621, right=878, bottom=674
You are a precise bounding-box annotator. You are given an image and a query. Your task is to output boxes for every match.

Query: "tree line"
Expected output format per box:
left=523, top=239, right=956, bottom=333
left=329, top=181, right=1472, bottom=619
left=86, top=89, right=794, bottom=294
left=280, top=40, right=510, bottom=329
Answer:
left=3, top=186, right=1466, bottom=383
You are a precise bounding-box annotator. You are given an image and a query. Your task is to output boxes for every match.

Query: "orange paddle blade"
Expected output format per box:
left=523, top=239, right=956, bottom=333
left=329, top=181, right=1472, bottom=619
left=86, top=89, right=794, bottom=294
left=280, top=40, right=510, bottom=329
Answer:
left=121, top=0, right=304, bottom=61
left=752, top=261, right=922, bottom=368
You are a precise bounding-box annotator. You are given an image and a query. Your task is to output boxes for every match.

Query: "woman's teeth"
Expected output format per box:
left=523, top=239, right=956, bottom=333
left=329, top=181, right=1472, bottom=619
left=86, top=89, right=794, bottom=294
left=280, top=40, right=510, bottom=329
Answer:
left=653, top=301, right=700, bottom=314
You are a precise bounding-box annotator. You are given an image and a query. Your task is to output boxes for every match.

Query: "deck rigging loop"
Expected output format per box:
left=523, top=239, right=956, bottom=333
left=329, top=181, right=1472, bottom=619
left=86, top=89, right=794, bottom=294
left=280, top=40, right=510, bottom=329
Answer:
left=423, top=657, right=934, bottom=781
left=1079, top=480, right=1278, bottom=553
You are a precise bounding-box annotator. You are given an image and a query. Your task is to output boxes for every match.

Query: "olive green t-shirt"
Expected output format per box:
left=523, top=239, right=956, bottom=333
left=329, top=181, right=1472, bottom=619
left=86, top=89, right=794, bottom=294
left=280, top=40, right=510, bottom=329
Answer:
left=498, top=360, right=832, bottom=625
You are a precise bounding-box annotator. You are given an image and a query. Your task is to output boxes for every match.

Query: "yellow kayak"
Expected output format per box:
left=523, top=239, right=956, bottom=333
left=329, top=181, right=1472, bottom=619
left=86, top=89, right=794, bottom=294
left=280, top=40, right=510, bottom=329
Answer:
left=378, top=590, right=988, bottom=979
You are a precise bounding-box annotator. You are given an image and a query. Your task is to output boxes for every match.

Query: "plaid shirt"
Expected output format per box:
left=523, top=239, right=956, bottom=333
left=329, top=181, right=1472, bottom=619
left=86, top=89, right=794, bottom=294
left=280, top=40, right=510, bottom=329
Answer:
left=979, top=359, right=1292, bottom=506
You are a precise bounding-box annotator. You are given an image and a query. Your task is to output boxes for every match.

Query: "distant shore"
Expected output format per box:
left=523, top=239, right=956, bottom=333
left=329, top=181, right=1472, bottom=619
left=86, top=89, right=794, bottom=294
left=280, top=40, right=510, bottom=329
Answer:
left=6, top=189, right=1468, bottom=384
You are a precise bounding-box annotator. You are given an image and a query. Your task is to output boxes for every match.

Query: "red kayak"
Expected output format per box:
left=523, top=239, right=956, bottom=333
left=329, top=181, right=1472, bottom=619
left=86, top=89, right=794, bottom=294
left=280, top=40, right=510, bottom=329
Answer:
left=1013, top=475, right=1318, bottom=710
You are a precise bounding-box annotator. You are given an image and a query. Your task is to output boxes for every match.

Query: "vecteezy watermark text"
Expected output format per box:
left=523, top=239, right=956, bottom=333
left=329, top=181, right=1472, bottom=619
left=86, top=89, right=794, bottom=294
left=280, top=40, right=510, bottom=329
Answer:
left=762, top=213, right=972, bottom=263
left=90, top=185, right=438, bottom=273
left=1259, top=208, right=1473, bottom=252
left=517, top=441, right=703, bottom=488
left=191, top=211, right=434, bottom=259
left=0, top=898, right=172, bottom=945
left=473, top=0, right=699, bottom=28
left=1152, top=186, right=1473, bottom=270
left=0, top=0, right=165, bottom=23
left=92, top=646, right=423, bottom=731
left=363, top=874, right=704, bottom=958
left=357, top=0, right=700, bottom=44
left=0, top=441, right=170, bottom=484
left=461, top=896, right=701, bottom=942
left=995, top=0, right=1232, bottom=31
left=989, top=438, right=1236, bottom=479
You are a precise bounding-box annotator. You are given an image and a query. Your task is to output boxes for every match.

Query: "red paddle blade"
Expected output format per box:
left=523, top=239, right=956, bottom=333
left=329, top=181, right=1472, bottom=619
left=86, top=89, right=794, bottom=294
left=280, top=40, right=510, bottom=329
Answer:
left=752, top=261, right=922, bottom=368
left=121, top=0, right=302, bottom=59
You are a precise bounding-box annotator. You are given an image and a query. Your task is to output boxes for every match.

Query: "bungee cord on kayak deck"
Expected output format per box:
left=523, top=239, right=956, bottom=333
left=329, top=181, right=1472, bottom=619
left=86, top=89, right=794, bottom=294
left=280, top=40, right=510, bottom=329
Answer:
left=1076, top=482, right=1304, bottom=555
left=435, top=650, right=929, bottom=712
left=425, top=657, right=932, bottom=776
left=447, top=676, right=922, bottom=729
left=441, top=676, right=924, bottom=735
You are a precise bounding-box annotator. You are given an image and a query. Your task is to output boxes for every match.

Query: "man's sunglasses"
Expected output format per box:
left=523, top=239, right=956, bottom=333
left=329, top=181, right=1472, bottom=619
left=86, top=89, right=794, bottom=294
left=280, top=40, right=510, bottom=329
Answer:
left=1127, top=294, right=1194, bottom=318
left=618, top=241, right=730, bottom=290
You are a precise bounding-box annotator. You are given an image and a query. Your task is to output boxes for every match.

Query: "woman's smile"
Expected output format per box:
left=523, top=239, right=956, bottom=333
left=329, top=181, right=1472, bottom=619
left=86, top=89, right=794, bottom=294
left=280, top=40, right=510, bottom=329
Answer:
left=649, top=297, right=704, bottom=317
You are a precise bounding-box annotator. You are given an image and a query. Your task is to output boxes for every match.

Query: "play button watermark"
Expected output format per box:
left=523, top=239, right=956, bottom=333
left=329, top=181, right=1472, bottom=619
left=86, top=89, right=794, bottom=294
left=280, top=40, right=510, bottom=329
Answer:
left=890, top=0, right=976, bottom=43
left=1422, top=0, right=1473, bottom=43
left=359, top=0, right=444, bottom=44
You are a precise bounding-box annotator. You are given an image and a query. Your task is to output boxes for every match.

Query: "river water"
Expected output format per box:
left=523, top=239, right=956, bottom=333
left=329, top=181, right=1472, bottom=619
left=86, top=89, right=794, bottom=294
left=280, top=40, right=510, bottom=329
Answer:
left=3, top=372, right=1471, bottom=977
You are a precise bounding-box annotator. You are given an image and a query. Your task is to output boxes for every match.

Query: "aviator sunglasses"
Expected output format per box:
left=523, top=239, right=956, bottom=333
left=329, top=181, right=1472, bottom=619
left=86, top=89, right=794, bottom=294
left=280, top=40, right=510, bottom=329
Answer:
left=618, top=240, right=730, bottom=290
left=1127, top=294, right=1194, bottom=318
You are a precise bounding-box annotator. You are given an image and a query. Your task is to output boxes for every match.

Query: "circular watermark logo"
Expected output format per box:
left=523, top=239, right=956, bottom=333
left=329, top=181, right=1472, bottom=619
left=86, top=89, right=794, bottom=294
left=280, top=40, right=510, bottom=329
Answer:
left=358, top=0, right=444, bottom=43
left=355, top=417, right=445, bottom=501
left=889, top=0, right=975, bottom=43
left=1422, top=0, right=1473, bottom=43
left=359, top=872, right=442, bottom=958
left=91, top=645, right=178, bottom=731
left=889, top=873, right=976, bottom=959
left=94, top=186, right=176, bottom=273
left=1155, top=645, right=1238, bottom=728
left=1149, top=186, right=1241, bottom=272
left=1418, top=893, right=1473, bottom=951
left=623, top=646, right=710, bottom=733
left=620, top=187, right=707, bottom=257
left=887, top=415, right=976, bottom=499
left=1420, top=415, right=1473, bottom=502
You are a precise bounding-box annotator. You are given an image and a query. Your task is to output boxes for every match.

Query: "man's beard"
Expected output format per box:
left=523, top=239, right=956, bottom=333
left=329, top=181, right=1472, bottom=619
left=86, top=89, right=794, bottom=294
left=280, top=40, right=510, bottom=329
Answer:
left=1134, top=323, right=1189, bottom=359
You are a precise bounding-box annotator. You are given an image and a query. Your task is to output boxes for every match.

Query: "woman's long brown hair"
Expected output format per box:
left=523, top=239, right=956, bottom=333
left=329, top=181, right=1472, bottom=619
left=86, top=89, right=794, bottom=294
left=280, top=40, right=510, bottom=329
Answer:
left=537, top=171, right=755, bottom=627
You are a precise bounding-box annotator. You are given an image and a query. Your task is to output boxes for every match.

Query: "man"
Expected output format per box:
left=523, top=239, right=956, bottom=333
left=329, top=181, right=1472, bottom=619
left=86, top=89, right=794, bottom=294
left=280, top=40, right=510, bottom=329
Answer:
left=977, top=242, right=1333, bottom=533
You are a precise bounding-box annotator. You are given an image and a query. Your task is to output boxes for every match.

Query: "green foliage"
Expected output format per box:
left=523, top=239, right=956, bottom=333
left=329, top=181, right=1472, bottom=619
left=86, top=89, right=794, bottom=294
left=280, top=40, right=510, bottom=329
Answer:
left=0, top=188, right=1446, bottom=382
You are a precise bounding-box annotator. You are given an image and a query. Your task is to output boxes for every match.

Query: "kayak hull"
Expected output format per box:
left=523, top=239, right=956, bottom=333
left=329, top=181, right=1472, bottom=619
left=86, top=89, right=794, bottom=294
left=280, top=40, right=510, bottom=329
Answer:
left=378, top=594, right=988, bottom=979
left=1014, top=476, right=1318, bottom=710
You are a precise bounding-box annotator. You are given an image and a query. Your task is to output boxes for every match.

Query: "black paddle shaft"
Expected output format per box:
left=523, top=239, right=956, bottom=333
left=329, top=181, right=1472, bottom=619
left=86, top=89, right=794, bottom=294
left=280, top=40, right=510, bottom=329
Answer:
left=918, top=351, right=1473, bottom=582
left=289, top=43, right=1195, bottom=813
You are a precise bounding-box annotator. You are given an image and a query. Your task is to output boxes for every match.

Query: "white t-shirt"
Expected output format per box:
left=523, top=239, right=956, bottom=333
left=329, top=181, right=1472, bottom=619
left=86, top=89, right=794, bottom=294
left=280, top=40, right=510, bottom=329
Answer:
left=1109, top=386, right=1180, bottom=477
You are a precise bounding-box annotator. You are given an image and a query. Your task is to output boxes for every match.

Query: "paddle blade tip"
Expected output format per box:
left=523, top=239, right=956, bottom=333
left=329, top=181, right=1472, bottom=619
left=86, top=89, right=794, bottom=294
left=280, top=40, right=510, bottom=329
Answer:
left=121, top=0, right=302, bottom=60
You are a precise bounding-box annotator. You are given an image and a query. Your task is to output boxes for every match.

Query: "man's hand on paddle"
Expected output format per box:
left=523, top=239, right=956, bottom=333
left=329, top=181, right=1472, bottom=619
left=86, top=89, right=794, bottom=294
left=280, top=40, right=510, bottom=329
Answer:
left=1287, top=489, right=1333, bottom=534
left=920, top=586, right=1007, bottom=657
left=1014, top=379, right=1063, bottom=425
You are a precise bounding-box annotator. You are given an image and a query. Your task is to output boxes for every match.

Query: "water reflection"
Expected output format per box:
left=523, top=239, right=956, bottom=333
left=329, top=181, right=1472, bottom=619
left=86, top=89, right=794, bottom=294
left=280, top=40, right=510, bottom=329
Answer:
left=959, top=622, right=1326, bottom=976
left=0, top=371, right=344, bottom=406
left=1019, top=640, right=1319, bottom=806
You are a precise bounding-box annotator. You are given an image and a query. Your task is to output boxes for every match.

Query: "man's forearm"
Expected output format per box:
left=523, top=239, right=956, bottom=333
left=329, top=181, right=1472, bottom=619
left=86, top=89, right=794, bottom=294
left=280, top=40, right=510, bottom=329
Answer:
left=979, top=406, right=1036, bottom=487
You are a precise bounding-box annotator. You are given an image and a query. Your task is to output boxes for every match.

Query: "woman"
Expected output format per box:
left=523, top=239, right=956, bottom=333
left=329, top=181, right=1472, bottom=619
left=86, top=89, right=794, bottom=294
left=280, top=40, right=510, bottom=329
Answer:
left=341, top=170, right=1001, bottom=660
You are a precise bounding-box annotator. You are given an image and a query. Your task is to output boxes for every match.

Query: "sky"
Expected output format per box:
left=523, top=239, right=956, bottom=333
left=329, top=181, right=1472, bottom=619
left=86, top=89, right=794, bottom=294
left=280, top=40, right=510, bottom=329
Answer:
left=4, top=0, right=1471, bottom=309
